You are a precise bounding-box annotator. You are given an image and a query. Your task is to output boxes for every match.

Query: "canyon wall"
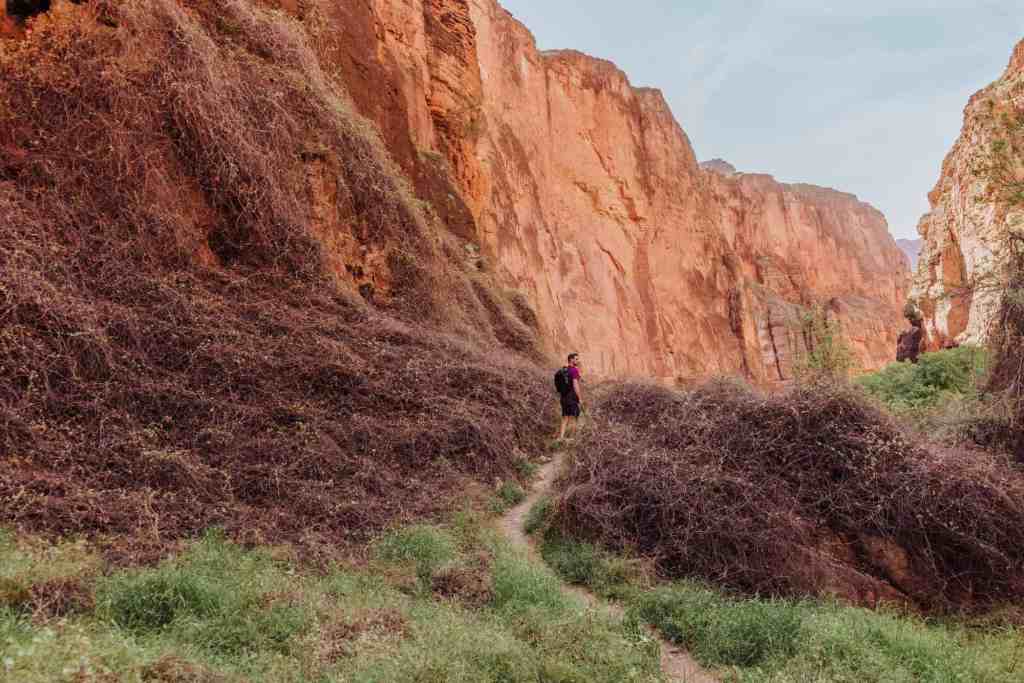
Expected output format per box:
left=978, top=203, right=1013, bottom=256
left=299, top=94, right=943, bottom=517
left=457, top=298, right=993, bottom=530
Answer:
left=6, top=0, right=909, bottom=381
left=911, top=40, right=1024, bottom=349
left=469, top=0, right=908, bottom=380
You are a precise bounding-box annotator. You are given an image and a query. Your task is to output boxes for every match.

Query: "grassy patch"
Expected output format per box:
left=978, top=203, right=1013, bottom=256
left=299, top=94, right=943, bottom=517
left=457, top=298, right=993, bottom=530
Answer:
left=540, top=533, right=1024, bottom=681
left=541, top=531, right=640, bottom=601
left=496, top=481, right=526, bottom=507
left=630, top=583, right=801, bottom=667
left=375, top=524, right=457, bottom=587
left=524, top=496, right=552, bottom=536
left=1, top=525, right=663, bottom=682
left=96, top=531, right=314, bottom=662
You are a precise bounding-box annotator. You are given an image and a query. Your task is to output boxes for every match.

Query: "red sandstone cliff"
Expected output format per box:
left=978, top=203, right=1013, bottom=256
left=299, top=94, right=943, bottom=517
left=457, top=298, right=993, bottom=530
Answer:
left=263, top=0, right=910, bottom=379
left=6, top=0, right=909, bottom=380
left=467, top=0, right=908, bottom=380
left=911, top=39, right=1024, bottom=348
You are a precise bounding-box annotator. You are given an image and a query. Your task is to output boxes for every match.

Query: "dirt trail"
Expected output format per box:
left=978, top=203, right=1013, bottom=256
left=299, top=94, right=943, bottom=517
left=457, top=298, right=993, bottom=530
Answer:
left=497, top=451, right=717, bottom=683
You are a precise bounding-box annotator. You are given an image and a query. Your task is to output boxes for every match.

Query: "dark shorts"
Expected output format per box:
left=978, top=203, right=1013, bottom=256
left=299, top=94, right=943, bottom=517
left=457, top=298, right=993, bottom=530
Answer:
left=560, top=394, right=581, bottom=418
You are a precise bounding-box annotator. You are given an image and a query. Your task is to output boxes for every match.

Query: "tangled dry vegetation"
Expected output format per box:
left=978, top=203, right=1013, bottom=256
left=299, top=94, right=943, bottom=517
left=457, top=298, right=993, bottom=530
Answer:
left=551, top=380, right=1024, bottom=612
left=983, top=235, right=1024, bottom=460
left=0, top=0, right=548, bottom=559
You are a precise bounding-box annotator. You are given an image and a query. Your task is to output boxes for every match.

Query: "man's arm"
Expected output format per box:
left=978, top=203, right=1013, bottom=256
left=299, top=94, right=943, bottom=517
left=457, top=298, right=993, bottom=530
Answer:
left=573, top=377, right=583, bottom=407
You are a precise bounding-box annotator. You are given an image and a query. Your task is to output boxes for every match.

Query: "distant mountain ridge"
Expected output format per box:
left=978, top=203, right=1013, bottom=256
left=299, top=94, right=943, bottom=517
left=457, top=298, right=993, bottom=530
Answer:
left=896, top=239, right=922, bottom=270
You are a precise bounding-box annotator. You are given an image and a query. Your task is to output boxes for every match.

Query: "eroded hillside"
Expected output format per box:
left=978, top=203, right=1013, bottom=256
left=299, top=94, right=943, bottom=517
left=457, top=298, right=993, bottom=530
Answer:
left=233, top=0, right=910, bottom=380
left=0, top=0, right=911, bottom=553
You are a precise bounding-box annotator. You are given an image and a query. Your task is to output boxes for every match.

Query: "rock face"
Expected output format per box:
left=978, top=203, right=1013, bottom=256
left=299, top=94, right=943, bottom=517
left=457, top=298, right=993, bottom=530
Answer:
left=911, top=40, right=1024, bottom=349
left=202, top=0, right=912, bottom=380
left=700, top=158, right=738, bottom=176
left=468, top=0, right=907, bottom=381
left=896, top=326, right=924, bottom=363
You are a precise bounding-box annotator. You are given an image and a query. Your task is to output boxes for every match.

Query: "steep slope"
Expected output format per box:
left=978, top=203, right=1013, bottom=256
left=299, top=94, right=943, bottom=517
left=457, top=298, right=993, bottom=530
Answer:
left=2, top=1, right=910, bottom=389
left=1, top=0, right=911, bottom=551
left=467, top=1, right=909, bottom=380
left=911, top=40, right=1024, bottom=348
left=226, top=0, right=910, bottom=381
left=0, top=0, right=549, bottom=555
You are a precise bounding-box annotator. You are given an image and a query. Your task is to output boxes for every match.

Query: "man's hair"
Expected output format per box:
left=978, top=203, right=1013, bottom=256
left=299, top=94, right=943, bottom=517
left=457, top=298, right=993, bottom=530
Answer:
left=568, top=353, right=579, bottom=363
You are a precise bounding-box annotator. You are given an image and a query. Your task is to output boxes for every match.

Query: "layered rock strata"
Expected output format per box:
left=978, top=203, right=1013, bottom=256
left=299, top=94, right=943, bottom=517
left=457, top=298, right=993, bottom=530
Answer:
left=196, top=0, right=913, bottom=379
left=911, top=40, right=1024, bottom=348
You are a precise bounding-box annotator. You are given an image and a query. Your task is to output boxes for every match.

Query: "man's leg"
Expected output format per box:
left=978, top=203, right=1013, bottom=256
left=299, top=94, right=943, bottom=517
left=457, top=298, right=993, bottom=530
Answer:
left=556, top=415, right=568, bottom=440
left=566, top=416, right=578, bottom=439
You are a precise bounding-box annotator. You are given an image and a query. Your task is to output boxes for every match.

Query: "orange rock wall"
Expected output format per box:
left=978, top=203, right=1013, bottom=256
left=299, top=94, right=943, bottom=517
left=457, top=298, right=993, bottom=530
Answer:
left=467, top=0, right=907, bottom=380
left=250, top=0, right=910, bottom=380
left=911, top=40, right=1024, bottom=348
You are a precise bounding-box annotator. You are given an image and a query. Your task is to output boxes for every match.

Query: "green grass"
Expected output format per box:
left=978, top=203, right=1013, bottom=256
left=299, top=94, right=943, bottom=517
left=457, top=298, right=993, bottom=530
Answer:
left=497, top=481, right=526, bottom=507
left=1, top=525, right=663, bottom=682
left=524, top=495, right=553, bottom=535
left=856, top=346, right=987, bottom=412
left=375, top=524, right=457, bottom=587
left=538, top=531, right=1024, bottom=681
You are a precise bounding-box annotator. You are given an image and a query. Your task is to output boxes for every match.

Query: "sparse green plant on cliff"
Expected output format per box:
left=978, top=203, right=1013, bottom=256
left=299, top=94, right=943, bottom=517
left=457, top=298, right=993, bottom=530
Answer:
left=973, top=102, right=1024, bottom=207
left=788, top=303, right=853, bottom=383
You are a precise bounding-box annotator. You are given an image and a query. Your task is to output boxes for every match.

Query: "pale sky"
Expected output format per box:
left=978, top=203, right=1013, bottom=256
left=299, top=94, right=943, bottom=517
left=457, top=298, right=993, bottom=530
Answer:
left=498, top=1, right=1023, bottom=239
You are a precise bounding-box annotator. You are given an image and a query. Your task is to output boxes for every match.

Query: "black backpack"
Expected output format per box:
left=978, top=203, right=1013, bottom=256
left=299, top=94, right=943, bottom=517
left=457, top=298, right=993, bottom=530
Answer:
left=553, top=367, right=573, bottom=396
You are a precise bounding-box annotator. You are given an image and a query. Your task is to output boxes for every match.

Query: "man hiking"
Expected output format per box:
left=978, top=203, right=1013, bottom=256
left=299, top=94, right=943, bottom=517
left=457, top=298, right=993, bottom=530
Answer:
left=554, top=352, right=583, bottom=441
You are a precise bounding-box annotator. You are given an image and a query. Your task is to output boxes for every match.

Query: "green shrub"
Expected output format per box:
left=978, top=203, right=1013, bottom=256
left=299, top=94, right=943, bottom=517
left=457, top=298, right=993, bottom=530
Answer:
left=497, top=481, right=526, bottom=507
left=376, top=525, right=457, bottom=584
left=524, top=497, right=552, bottom=536
left=98, top=571, right=222, bottom=633
left=789, top=304, right=854, bottom=382
left=857, top=346, right=987, bottom=411
left=514, top=458, right=539, bottom=478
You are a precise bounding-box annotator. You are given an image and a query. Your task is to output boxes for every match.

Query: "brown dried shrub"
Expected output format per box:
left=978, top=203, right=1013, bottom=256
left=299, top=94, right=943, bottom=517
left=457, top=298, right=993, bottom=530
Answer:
left=984, top=234, right=1024, bottom=461
left=318, top=607, right=409, bottom=663
left=140, top=656, right=233, bottom=683
left=0, top=1, right=549, bottom=557
left=552, top=380, right=1024, bottom=610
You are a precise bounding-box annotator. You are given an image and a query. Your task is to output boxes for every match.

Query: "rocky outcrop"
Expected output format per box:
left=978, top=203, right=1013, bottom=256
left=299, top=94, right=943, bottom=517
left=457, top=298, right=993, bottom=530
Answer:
left=897, top=325, right=924, bottom=363
left=705, top=172, right=909, bottom=380
left=161, top=0, right=912, bottom=380
left=911, top=40, right=1024, bottom=349
left=700, top=158, right=738, bottom=176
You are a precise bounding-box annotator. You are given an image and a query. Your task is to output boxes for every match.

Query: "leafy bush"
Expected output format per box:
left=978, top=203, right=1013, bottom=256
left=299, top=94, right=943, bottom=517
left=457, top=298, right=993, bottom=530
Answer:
left=789, top=304, right=854, bottom=382
left=496, top=481, right=526, bottom=507
left=856, top=346, right=987, bottom=411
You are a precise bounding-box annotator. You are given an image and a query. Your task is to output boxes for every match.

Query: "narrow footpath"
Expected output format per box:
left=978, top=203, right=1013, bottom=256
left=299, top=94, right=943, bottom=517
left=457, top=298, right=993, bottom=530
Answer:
left=497, top=451, right=718, bottom=683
